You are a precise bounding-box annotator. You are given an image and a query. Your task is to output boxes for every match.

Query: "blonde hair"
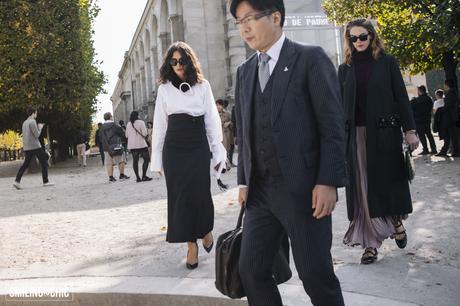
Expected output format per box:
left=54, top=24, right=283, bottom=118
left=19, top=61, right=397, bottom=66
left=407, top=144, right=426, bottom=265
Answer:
left=343, top=18, right=385, bottom=65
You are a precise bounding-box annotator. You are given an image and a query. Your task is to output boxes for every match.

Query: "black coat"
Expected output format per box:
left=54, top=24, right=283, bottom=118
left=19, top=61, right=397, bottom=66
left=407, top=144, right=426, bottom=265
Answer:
left=338, top=54, right=416, bottom=220
left=411, top=94, right=433, bottom=125
left=444, top=89, right=459, bottom=127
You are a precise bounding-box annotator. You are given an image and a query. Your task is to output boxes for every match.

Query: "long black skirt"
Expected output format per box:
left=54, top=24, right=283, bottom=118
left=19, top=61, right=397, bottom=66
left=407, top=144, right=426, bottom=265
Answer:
left=163, top=114, right=214, bottom=242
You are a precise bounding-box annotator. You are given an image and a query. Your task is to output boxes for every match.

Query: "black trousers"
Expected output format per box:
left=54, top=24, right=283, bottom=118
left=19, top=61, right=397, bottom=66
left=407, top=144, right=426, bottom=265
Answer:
left=99, top=145, right=105, bottom=165
left=228, top=144, right=235, bottom=164
left=440, top=125, right=460, bottom=155
left=15, top=148, right=49, bottom=183
left=131, top=147, right=150, bottom=179
left=416, top=123, right=436, bottom=152
left=239, top=176, right=344, bottom=306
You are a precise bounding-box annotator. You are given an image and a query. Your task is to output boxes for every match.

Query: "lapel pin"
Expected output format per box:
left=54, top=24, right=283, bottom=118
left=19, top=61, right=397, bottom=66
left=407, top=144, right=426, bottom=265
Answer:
left=284, top=67, right=289, bottom=72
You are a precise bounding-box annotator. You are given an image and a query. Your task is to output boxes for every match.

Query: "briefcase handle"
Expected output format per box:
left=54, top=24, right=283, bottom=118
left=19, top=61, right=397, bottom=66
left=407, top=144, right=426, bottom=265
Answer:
left=236, top=205, right=245, bottom=229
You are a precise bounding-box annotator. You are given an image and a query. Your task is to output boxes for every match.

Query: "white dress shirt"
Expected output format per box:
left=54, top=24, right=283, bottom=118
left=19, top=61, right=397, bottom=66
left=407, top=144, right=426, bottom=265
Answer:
left=257, top=33, right=286, bottom=75
left=150, top=80, right=227, bottom=178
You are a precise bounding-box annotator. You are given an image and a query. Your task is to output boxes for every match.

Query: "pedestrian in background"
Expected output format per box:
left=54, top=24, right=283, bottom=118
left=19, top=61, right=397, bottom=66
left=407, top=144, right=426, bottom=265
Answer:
left=216, top=99, right=233, bottom=158
left=100, top=112, right=130, bottom=183
left=412, top=85, right=436, bottom=154
left=126, top=111, right=152, bottom=182
left=338, top=18, right=419, bottom=264
left=436, top=79, right=460, bottom=157
left=119, top=119, right=129, bottom=162
left=76, top=129, right=88, bottom=167
left=13, top=107, right=54, bottom=189
left=95, top=122, right=105, bottom=165
left=151, top=41, right=226, bottom=270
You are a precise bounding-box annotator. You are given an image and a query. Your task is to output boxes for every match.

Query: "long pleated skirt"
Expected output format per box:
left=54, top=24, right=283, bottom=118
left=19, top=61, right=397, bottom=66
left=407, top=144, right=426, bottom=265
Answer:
left=163, top=114, right=214, bottom=243
left=343, top=127, right=395, bottom=249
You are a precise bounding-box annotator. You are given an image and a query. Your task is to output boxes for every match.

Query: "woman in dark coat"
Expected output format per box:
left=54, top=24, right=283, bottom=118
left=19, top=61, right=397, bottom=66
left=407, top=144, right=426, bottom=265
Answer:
left=151, top=42, right=227, bottom=269
left=338, top=19, right=420, bottom=264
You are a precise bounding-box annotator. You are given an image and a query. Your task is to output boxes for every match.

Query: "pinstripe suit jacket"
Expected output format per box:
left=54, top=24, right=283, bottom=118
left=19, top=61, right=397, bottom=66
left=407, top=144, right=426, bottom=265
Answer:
left=235, top=38, right=347, bottom=210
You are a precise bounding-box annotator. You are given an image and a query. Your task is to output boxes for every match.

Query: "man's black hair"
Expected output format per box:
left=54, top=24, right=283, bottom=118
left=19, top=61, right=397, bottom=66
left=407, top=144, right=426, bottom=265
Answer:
left=216, top=99, right=225, bottom=106
left=417, top=85, right=427, bottom=94
left=230, top=0, right=285, bottom=28
left=445, top=79, right=455, bottom=89
left=26, top=107, right=37, bottom=117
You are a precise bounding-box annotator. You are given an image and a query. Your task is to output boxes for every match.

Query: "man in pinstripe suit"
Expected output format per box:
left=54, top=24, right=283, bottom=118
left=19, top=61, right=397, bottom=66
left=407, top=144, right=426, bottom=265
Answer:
left=230, top=1, right=346, bottom=305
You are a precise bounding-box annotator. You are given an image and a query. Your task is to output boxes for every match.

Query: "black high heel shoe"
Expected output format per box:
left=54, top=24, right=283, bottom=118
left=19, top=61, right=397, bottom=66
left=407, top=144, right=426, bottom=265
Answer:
left=203, top=233, right=214, bottom=253
left=186, top=242, right=198, bottom=270
left=392, top=218, right=408, bottom=249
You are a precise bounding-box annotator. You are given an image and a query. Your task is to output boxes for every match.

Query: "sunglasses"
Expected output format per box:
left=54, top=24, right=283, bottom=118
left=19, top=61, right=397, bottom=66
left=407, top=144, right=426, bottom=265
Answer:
left=170, top=58, right=187, bottom=67
left=349, top=33, right=369, bottom=43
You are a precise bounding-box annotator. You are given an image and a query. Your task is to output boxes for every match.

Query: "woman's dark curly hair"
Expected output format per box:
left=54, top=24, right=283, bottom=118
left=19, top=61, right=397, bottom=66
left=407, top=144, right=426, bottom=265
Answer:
left=158, top=41, right=204, bottom=86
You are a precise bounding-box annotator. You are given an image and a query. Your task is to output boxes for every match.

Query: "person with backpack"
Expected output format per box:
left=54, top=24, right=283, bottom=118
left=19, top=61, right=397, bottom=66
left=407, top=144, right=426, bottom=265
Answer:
left=100, top=112, right=130, bottom=182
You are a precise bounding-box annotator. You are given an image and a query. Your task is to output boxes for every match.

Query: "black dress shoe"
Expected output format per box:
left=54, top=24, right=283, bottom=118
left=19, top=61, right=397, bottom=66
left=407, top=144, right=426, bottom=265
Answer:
left=203, top=234, right=214, bottom=253
left=142, top=176, right=153, bottom=181
left=435, top=152, right=448, bottom=157
left=186, top=261, right=198, bottom=270
left=419, top=150, right=430, bottom=155
left=186, top=243, right=198, bottom=270
left=203, top=240, right=214, bottom=253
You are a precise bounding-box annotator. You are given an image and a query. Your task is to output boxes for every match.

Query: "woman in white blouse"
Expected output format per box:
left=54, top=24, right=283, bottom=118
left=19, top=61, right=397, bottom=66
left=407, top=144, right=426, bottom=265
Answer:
left=151, top=42, right=226, bottom=269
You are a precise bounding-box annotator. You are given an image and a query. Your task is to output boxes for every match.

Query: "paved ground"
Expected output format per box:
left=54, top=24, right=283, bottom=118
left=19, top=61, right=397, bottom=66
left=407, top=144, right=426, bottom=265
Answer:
left=0, top=139, right=459, bottom=306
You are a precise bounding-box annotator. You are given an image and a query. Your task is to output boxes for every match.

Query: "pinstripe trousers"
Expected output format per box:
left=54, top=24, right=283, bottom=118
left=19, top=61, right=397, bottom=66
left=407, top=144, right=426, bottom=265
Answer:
left=239, top=175, right=345, bottom=306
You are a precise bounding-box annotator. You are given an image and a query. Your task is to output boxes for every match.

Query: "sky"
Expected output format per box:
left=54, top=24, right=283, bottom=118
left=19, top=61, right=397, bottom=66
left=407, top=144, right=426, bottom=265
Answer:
left=93, top=0, right=148, bottom=123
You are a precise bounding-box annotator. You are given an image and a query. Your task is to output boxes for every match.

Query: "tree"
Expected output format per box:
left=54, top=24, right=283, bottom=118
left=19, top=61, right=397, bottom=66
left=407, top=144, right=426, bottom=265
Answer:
left=0, top=0, right=105, bottom=159
left=323, top=0, right=460, bottom=90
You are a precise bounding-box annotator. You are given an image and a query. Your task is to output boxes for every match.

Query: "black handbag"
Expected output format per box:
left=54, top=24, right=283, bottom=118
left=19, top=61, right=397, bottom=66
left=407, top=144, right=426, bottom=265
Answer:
left=215, top=206, right=292, bottom=299
left=404, top=144, right=415, bottom=183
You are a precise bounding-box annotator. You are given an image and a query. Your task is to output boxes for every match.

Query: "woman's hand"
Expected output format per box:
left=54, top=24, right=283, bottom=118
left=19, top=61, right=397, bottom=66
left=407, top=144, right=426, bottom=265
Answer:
left=405, top=130, right=419, bottom=152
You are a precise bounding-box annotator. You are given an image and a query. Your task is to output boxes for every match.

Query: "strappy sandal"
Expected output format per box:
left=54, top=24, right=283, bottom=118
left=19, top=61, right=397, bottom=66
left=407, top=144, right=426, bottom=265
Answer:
left=361, top=247, right=378, bottom=264
left=391, top=218, right=408, bottom=249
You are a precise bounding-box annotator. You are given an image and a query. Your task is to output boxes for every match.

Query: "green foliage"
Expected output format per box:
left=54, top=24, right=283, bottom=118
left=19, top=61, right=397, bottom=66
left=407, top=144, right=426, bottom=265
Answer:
left=0, top=0, right=105, bottom=159
left=0, top=130, right=22, bottom=151
left=323, top=0, right=460, bottom=75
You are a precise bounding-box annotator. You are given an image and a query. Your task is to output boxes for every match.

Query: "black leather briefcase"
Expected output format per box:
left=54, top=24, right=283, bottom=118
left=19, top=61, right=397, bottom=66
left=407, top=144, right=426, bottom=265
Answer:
left=215, top=206, right=292, bottom=299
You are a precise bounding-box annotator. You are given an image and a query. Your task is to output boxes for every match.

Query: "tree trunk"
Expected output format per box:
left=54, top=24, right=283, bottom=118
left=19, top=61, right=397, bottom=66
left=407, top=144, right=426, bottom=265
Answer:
left=443, top=50, right=459, bottom=92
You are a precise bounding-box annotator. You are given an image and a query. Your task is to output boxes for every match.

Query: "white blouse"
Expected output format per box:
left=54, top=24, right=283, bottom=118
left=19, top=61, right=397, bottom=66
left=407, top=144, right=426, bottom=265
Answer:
left=433, top=98, right=444, bottom=113
left=150, top=80, right=227, bottom=178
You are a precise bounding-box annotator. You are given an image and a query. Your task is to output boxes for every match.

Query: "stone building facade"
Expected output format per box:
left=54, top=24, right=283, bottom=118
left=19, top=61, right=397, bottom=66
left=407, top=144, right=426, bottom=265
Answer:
left=111, top=0, right=344, bottom=122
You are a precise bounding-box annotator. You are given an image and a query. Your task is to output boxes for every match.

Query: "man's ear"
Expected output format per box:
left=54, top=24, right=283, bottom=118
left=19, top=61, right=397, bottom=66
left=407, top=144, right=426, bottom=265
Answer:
left=273, top=11, right=282, bottom=27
